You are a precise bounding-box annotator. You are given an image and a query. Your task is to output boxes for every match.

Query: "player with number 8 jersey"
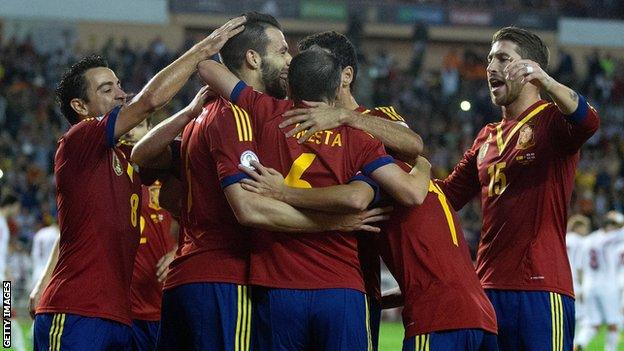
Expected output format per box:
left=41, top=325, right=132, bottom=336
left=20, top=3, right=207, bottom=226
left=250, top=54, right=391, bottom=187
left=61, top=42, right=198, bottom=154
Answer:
left=37, top=106, right=142, bottom=326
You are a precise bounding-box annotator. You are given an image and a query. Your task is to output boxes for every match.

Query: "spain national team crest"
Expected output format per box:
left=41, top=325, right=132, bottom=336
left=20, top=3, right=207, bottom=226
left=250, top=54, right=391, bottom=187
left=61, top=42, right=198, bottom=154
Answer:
left=112, top=153, right=123, bottom=176
left=478, top=142, right=489, bottom=164
left=516, top=124, right=535, bottom=150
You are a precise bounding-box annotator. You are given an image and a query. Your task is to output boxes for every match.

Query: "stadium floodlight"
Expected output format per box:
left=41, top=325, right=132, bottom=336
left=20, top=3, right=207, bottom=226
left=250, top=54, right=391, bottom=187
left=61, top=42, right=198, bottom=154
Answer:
left=460, top=100, right=471, bottom=111
left=0, top=168, right=3, bottom=179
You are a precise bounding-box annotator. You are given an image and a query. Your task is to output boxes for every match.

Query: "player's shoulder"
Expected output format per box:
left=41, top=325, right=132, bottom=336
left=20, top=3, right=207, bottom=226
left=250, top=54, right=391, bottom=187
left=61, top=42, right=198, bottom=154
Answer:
left=367, top=105, right=406, bottom=122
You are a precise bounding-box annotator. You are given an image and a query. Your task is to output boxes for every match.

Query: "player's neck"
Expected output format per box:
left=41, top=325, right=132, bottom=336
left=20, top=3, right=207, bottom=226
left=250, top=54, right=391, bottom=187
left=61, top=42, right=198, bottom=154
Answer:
left=239, top=71, right=264, bottom=94
left=501, top=92, right=541, bottom=121
left=337, top=90, right=359, bottom=110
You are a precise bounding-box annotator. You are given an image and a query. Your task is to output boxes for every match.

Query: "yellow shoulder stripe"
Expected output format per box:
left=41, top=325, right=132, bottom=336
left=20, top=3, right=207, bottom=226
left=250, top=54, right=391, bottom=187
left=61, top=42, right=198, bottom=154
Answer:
left=230, top=103, right=253, bottom=142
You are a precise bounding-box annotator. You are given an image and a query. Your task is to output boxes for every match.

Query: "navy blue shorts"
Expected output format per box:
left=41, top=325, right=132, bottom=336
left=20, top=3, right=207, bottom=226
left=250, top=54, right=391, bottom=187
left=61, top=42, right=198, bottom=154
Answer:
left=486, top=289, right=575, bottom=351
left=402, top=329, right=498, bottom=351
left=157, top=282, right=252, bottom=351
left=34, top=313, right=132, bottom=351
left=368, top=297, right=381, bottom=351
left=253, top=288, right=371, bottom=351
left=132, top=319, right=160, bottom=351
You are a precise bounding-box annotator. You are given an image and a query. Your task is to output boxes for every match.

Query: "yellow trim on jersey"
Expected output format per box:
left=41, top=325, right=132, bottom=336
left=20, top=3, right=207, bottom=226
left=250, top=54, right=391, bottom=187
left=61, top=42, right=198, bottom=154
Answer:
left=235, top=285, right=251, bottom=351
left=550, top=292, right=564, bottom=351
left=48, top=313, right=66, bottom=351
left=428, top=181, right=459, bottom=246
left=374, top=106, right=406, bottom=122
left=126, top=163, right=134, bottom=182
left=365, top=296, right=373, bottom=351
left=414, top=334, right=430, bottom=351
left=496, top=102, right=549, bottom=153
left=231, top=104, right=253, bottom=142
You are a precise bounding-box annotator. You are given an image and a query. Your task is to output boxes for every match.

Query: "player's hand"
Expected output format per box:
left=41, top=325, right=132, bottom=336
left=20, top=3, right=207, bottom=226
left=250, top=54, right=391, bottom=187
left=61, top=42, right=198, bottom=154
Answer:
left=504, top=59, right=555, bottom=91
left=334, top=206, right=392, bottom=233
left=280, top=102, right=351, bottom=144
left=414, top=156, right=432, bottom=172
left=239, top=160, right=286, bottom=201
left=194, top=16, right=246, bottom=59
left=186, top=85, right=216, bottom=118
left=156, top=248, right=177, bottom=283
left=28, top=287, right=42, bottom=319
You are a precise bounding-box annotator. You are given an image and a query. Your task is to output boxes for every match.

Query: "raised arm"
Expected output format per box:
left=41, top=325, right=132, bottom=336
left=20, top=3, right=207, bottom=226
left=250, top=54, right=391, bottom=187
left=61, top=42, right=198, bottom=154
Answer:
left=196, top=60, right=241, bottom=101
left=131, top=86, right=214, bottom=169
left=368, top=157, right=431, bottom=207
left=114, top=16, right=246, bottom=139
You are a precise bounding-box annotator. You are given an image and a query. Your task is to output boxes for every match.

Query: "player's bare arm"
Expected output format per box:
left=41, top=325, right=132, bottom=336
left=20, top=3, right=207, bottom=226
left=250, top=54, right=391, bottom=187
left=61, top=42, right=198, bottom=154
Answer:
left=196, top=60, right=242, bottom=99
left=115, top=16, right=245, bottom=138
left=240, top=157, right=431, bottom=208
left=239, top=160, right=376, bottom=213
left=224, top=184, right=390, bottom=233
left=504, top=59, right=579, bottom=114
left=132, top=86, right=214, bottom=169
left=369, top=156, right=431, bottom=207
left=29, top=236, right=60, bottom=319
left=280, top=101, right=423, bottom=159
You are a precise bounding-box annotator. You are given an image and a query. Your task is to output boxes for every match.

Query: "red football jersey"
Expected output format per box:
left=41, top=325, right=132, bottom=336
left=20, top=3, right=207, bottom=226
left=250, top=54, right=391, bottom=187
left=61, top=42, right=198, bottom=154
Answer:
left=163, top=97, right=251, bottom=290
left=436, top=100, right=600, bottom=297
left=38, top=107, right=142, bottom=325
left=380, top=176, right=498, bottom=337
left=130, top=183, right=175, bottom=321
left=354, top=105, right=409, bottom=303
left=213, top=84, right=393, bottom=292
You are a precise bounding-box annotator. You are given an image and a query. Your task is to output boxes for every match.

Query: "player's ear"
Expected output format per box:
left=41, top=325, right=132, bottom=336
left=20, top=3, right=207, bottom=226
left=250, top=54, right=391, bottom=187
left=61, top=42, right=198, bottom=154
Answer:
left=341, top=66, right=354, bottom=88
left=245, top=50, right=262, bottom=70
left=70, top=98, right=89, bottom=118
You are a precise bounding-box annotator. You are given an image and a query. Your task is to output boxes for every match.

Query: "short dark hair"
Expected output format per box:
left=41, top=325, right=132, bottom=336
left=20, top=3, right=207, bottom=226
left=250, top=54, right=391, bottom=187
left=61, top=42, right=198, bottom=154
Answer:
left=492, top=26, right=549, bottom=69
left=220, top=12, right=282, bottom=75
left=288, top=48, right=341, bottom=103
left=297, top=31, right=358, bottom=89
left=56, top=55, right=109, bottom=125
left=0, top=194, right=18, bottom=208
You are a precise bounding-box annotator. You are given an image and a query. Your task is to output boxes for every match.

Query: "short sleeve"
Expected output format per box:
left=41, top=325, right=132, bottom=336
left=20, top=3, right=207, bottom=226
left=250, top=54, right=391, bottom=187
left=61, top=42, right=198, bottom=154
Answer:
left=549, top=95, right=600, bottom=154
left=370, top=106, right=409, bottom=128
left=350, top=131, right=394, bottom=176
left=61, top=106, right=121, bottom=166
left=208, top=105, right=257, bottom=189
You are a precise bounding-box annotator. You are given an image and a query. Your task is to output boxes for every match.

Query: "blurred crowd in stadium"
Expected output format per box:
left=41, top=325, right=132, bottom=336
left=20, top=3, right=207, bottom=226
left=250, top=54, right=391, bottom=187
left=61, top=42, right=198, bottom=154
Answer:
left=0, top=21, right=622, bottom=309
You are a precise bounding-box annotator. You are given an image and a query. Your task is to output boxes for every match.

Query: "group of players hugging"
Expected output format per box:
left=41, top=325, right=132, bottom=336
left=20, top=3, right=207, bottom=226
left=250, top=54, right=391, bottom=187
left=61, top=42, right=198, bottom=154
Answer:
left=28, top=11, right=599, bottom=351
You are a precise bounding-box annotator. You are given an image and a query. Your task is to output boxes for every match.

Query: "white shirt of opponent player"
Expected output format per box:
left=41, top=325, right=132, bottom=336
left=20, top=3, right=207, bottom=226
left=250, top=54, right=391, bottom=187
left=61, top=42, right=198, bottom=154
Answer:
left=580, top=229, right=623, bottom=326
left=30, top=224, right=59, bottom=289
left=566, top=231, right=585, bottom=294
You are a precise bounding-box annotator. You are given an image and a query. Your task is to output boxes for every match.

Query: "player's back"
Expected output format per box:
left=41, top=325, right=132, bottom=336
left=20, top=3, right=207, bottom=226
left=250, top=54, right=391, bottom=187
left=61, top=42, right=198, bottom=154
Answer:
left=380, top=178, right=497, bottom=337
left=234, top=87, right=392, bottom=292
left=164, top=98, right=250, bottom=290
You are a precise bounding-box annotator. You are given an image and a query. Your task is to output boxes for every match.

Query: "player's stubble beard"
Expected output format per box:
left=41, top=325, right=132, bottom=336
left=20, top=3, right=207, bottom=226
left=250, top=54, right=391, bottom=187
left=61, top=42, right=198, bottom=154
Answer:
left=491, top=79, right=522, bottom=107
left=261, top=59, right=287, bottom=100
